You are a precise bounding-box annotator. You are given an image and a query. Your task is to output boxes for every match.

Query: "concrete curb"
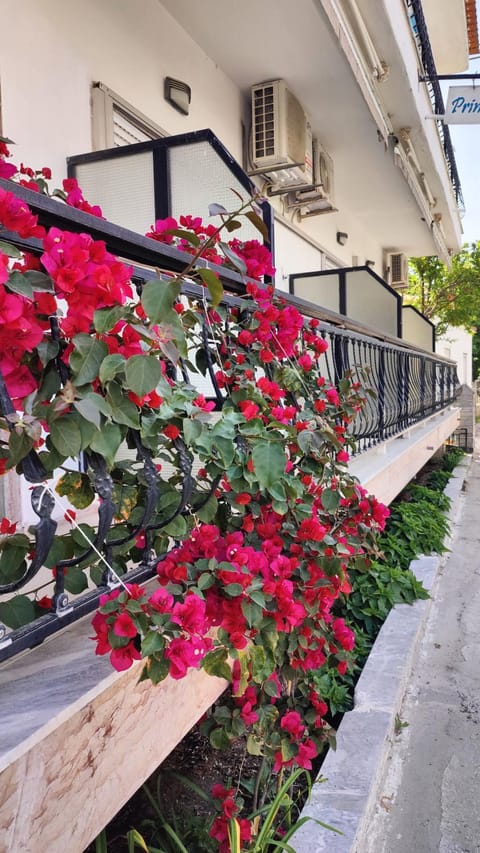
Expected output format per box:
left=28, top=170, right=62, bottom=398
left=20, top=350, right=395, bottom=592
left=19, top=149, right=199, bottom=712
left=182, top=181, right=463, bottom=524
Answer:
left=293, top=456, right=472, bottom=853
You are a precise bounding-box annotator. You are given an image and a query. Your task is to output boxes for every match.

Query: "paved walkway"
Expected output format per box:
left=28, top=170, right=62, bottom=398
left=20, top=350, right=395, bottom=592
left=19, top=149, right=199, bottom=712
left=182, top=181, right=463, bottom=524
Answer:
left=365, top=440, right=480, bottom=853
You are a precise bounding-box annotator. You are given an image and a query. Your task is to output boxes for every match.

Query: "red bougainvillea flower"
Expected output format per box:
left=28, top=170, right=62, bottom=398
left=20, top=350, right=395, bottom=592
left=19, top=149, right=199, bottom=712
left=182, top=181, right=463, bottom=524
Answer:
left=113, top=612, right=138, bottom=638
left=0, top=188, right=44, bottom=238
left=0, top=517, right=17, bottom=535
left=110, top=641, right=142, bottom=672
left=163, top=424, right=180, bottom=440
left=297, top=517, right=327, bottom=542
left=62, top=178, right=103, bottom=217
left=239, top=399, right=260, bottom=420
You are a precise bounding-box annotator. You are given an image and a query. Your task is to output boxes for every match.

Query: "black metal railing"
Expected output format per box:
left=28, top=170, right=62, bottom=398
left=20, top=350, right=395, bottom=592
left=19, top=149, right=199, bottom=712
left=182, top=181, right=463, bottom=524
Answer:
left=406, top=0, right=464, bottom=207
left=0, top=181, right=460, bottom=662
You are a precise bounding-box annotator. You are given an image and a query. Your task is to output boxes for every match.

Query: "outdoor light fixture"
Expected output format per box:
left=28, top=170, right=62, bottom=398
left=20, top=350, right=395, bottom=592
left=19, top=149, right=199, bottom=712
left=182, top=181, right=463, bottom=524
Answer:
left=365, top=259, right=375, bottom=267
left=336, top=231, right=348, bottom=246
left=164, top=77, right=191, bottom=115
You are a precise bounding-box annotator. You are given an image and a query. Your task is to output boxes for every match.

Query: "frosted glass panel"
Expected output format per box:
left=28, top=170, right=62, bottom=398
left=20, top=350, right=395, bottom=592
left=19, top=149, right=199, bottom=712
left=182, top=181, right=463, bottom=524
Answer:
left=291, top=273, right=340, bottom=311
left=402, top=307, right=434, bottom=351
left=74, top=151, right=155, bottom=235
left=346, top=270, right=398, bottom=336
left=168, top=142, right=259, bottom=242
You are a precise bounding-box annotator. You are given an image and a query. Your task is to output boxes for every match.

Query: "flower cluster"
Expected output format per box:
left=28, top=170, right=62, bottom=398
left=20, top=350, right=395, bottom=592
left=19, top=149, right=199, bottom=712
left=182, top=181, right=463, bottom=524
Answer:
left=0, top=142, right=390, bottom=850
left=146, top=214, right=275, bottom=280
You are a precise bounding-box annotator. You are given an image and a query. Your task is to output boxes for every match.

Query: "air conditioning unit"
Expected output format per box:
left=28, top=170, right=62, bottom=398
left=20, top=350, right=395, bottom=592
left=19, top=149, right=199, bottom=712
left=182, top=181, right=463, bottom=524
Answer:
left=287, top=139, right=335, bottom=214
left=385, top=251, right=409, bottom=290
left=251, top=79, right=314, bottom=190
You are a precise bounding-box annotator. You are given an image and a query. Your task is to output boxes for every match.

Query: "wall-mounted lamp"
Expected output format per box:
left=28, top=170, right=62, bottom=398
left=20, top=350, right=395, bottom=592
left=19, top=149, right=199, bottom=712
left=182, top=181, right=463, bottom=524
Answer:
left=336, top=231, right=348, bottom=246
left=164, top=77, right=191, bottom=115
left=365, top=259, right=375, bottom=268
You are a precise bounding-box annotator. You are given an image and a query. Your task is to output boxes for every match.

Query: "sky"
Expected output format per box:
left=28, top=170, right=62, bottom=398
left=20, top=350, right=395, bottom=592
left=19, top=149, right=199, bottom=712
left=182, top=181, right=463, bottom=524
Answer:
left=446, top=48, right=480, bottom=244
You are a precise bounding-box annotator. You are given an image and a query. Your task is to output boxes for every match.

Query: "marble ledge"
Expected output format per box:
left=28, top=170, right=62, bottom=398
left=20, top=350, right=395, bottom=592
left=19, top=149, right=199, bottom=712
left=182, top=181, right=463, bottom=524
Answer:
left=0, top=612, right=121, bottom=770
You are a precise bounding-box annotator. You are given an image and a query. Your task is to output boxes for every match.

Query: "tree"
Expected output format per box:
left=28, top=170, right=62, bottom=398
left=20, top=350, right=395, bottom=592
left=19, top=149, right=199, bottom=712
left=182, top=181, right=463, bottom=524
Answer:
left=406, top=243, right=480, bottom=337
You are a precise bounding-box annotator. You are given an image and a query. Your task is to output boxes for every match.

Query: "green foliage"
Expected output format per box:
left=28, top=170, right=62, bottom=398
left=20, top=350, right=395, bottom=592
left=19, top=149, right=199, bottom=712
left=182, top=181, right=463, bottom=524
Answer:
left=378, top=498, right=449, bottom=571
left=406, top=246, right=480, bottom=336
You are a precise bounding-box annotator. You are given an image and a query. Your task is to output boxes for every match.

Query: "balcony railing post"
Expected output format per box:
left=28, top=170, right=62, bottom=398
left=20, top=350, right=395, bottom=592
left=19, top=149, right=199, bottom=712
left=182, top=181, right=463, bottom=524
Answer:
left=378, top=346, right=386, bottom=441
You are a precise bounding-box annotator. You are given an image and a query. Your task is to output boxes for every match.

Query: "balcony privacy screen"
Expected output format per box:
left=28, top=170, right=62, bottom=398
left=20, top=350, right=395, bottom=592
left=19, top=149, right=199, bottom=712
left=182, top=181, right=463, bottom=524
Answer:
left=290, top=266, right=402, bottom=338
left=68, top=129, right=273, bottom=247
left=402, top=305, right=435, bottom=352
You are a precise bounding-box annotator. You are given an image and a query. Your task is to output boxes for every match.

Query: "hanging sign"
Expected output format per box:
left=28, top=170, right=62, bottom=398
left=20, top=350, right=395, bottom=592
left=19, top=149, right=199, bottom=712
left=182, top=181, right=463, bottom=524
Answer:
left=444, top=86, right=480, bottom=123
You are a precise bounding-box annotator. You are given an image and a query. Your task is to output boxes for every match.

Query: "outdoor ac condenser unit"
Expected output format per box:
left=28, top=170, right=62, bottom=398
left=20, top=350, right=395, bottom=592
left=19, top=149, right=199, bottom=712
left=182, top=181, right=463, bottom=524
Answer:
left=251, top=79, right=314, bottom=190
left=289, top=139, right=335, bottom=213
left=385, top=251, right=409, bottom=290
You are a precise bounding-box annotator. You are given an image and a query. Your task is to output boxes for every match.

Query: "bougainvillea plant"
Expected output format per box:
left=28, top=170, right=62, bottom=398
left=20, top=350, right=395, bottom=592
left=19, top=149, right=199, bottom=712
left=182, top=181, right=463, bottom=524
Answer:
left=0, top=139, right=389, bottom=850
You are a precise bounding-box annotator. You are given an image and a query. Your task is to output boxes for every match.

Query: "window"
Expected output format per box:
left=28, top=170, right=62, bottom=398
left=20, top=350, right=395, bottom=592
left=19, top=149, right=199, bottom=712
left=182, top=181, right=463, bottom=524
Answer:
left=91, top=82, right=167, bottom=150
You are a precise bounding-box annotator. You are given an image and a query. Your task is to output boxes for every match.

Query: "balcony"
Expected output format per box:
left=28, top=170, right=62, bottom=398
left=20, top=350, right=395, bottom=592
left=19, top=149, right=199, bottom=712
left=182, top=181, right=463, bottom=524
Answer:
left=0, top=179, right=461, bottom=851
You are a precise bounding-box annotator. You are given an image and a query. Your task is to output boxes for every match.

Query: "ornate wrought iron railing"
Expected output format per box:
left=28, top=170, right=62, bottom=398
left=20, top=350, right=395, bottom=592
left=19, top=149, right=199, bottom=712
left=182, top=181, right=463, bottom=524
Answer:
left=406, top=0, right=464, bottom=207
left=0, top=181, right=460, bottom=662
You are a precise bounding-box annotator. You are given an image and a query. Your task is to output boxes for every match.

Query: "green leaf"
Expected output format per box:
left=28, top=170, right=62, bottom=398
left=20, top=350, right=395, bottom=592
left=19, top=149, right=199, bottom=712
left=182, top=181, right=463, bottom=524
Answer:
left=224, top=583, right=244, bottom=597
left=168, top=228, right=200, bottom=246
left=90, top=423, right=123, bottom=466
left=141, top=630, right=165, bottom=656
left=99, top=354, right=126, bottom=384
left=126, top=829, right=150, bottom=853
left=252, top=442, right=286, bottom=489
left=8, top=430, right=34, bottom=467
left=25, top=270, right=54, bottom=291
left=50, top=418, right=82, bottom=458
left=141, top=656, right=170, bottom=685
left=322, top=488, right=341, bottom=511
left=93, top=305, right=126, bottom=333
left=106, top=382, right=140, bottom=428
left=218, top=242, right=247, bottom=275
left=182, top=418, right=202, bottom=446
left=64, top=567, right=88, bottom=594
left=55, top=472, right=95, bottom=509
left=162, top=515, right=187, bottom=538
left=125, top=355, right=162, bottom=397
left=0, top=595, right=35, bottom=628
left=73, top=398, right=102, bottom=430
left=0, top=239, right=21, bottom=258
left=198, top=268, right=224, bottom=308
left=141, top=278, right=181, bottom=324
left=209, top=728, right=232, bottom=750
left=202, top=648, right=232, bottom=681
left=0, top=542, right=28, bottom=584
left=246, top=734, right=263, bottom=756
left=70, top=335, right=108, bottom=386
left=241, top=599, right=264, bottom=628
left=196, top=494, right=218, bottom=523
left=37, top=340, right=60, bottom=367
left=6, top=271, right=33, bottom=299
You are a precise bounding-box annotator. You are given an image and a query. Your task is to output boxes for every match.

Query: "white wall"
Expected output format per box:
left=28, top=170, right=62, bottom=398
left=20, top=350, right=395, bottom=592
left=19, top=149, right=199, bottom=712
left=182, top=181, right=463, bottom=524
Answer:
left=0, top=0, right=243, bottom=185
left=0, top=0, right=399, bottom=277
left=436, top=326, right=473, bottom=386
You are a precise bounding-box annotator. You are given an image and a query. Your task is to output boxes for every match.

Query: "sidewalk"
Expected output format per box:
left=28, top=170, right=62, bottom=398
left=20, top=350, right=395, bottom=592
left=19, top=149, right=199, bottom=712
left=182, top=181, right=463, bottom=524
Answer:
left=365, top=440, right=480, bottom=853
left=292, top=443, right=478, bottom=853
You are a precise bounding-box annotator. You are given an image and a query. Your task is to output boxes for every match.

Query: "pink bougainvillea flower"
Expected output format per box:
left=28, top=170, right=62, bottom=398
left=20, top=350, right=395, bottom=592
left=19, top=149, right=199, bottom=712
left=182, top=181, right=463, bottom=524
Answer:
left=280, top=710, right=305, bottom=740
left=165, top=635, right=212, bottom=679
